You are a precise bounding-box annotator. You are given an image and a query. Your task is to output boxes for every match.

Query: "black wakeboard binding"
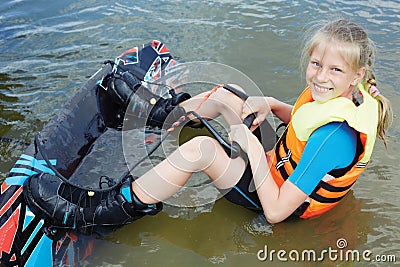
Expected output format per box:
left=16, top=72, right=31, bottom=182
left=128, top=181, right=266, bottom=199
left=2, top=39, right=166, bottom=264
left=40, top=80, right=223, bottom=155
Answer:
left=103, top=70, right=191, bottom=129
left=97, top=41, right=191, bottom=130
left=24, top=173, right=162, bottom=235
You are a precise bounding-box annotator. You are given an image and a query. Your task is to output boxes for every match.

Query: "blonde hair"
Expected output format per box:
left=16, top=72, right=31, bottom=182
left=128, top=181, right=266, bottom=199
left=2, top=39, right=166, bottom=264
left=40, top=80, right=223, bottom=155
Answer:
left=301, top=19, right=393, bottom=146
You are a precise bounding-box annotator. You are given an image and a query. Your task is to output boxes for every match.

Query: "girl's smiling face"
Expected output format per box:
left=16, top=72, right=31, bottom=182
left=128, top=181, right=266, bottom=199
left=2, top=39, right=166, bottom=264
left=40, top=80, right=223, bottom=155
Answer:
left=306, top=40, right=366, bottom=103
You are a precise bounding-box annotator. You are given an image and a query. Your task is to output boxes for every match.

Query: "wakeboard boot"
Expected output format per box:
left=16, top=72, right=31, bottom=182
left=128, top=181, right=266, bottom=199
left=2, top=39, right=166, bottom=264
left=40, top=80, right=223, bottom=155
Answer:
left=23, top=173, right=162, bottom=235
left=104, top=70, right=191, bottom=129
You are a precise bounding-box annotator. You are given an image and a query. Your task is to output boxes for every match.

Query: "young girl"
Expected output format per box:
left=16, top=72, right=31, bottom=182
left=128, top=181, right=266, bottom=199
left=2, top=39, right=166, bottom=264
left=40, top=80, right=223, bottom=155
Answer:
left=25, top=19, right=393, bottom=229
left=128, top=19, right=392, bottom=223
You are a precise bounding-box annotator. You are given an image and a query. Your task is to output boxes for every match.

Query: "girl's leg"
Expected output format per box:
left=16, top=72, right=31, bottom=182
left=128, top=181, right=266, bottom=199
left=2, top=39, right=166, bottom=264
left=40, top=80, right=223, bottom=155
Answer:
left=179, top=85, right=246, bottom=125
left=132, top=85, right=249, bottom=204
left=131, top=136, right=246, bottom=204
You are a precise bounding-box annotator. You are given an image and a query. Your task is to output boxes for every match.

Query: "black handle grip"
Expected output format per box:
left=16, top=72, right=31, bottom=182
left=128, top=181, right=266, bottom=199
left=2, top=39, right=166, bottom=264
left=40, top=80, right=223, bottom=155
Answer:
left=192, top=112, right=256, bottom=159
left=193, top=116, right=233, bottom=156
left=243, top=113, right=256, bottom=128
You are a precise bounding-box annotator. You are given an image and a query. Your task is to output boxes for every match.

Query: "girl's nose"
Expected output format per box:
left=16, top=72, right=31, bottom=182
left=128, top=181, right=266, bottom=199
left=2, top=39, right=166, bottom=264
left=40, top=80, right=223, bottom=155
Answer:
left=316, top=67, right=329, bottom=83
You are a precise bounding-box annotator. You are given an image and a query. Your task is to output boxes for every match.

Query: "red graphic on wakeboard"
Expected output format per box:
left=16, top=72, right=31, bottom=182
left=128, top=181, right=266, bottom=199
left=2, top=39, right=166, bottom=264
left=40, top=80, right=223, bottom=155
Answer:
left=151, top=40, right=169, bottom=55
left=118, top=47, right=139, bottom=65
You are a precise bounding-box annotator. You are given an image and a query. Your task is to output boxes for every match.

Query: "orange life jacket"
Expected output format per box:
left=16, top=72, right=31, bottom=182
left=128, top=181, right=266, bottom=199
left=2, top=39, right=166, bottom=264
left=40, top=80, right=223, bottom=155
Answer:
left=267, top=85, right=378, bottom=218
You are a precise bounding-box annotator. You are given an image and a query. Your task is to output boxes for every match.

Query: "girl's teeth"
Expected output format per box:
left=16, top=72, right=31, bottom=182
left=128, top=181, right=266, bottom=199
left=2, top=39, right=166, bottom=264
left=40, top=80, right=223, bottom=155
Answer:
left=315, top=84, right=331, bottom=92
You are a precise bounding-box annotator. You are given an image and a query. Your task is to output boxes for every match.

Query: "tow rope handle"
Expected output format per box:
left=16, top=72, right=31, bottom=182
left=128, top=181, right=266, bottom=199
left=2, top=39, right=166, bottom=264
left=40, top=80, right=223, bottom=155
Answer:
left=187, top=111, right=256, bottom=159
left=172, top=83, right=257, bottom=159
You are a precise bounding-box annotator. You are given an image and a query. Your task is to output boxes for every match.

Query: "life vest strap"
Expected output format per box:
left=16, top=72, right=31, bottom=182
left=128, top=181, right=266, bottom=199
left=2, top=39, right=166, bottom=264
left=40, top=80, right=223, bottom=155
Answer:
left=309, top=180, right=356, bottom=204
left=309, top=191, right=348, bottom=203
left=318, top=180, right=356, bottom=193
left=274, top=128, right=297, bottom=180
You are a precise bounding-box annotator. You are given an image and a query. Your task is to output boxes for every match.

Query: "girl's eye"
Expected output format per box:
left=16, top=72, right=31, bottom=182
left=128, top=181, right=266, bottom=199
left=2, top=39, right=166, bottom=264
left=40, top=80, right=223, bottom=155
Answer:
left=332, top=67, right=342, bottom=72
left=311, top=61, right=320, bottom=67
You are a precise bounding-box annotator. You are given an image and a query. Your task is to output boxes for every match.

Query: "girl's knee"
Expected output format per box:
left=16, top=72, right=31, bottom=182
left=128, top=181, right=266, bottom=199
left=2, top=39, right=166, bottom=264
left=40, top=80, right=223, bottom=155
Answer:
left=183, top=136, right=219, bottom=152
left=211, top=85, right=246, bottom=112
left=179, top=136, right=219, bottom=164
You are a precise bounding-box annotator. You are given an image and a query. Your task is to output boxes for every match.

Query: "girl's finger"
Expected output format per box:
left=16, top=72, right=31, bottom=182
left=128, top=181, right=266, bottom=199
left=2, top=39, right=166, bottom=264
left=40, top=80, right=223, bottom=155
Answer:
left=255, top=113, right=266, bottom=125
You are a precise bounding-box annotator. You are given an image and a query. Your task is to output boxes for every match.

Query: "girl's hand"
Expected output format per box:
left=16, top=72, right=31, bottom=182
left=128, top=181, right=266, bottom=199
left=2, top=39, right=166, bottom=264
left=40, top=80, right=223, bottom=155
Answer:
left=229, top=124, right=256, bottom=153
left=242, top=96, right=272, bottom=129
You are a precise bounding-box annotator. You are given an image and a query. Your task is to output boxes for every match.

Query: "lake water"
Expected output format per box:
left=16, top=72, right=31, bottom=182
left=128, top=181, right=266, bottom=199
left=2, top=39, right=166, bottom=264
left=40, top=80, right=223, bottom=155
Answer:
left=0, top=0, right=399, bottom=266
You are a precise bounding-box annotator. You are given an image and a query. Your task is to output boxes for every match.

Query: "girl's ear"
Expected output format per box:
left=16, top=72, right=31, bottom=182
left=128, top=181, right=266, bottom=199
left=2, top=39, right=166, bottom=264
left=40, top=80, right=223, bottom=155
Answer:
left=351, top=67, right=366, bottom=85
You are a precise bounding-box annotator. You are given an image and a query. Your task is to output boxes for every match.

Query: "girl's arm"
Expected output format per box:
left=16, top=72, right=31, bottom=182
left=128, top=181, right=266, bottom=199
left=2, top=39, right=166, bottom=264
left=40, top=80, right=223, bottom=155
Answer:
left=242, top=96, right=293, bottom=126
left=267, top=97, right=293, bottom=124
left=245, top=135, right=307, bottom=223
left=229, top=122, right=357, bottom=223
left=229, top=124, right=308, bottom=223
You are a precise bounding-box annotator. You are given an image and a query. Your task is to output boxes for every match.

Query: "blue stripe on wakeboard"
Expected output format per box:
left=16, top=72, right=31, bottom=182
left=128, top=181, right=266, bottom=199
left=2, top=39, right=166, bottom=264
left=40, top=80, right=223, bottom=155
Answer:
left=21, top=209, right=44, bottom=254
left=23, top=207, right=35, bottom=231
left=233, top=185, right=261, bottom=209
left=5, top=175, right=30, bottom=185
left=15, top=159, right=55, bottom=174
left=20, top=154, right=57, bottom=166
left=25, top=229, right=52, bottom=267
left=18, top=154, right=57, bottom=172
left=8, top=167, right=38, bottom=176
left=6, top=154, right=57, bottom=185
